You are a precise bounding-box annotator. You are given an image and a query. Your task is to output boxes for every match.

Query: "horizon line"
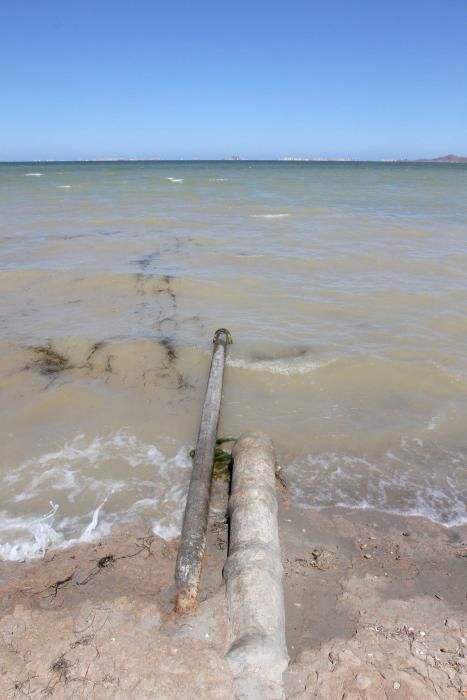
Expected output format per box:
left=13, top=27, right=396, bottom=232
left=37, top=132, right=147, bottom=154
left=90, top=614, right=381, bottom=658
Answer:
left=1, top=155, right=466, bottom=164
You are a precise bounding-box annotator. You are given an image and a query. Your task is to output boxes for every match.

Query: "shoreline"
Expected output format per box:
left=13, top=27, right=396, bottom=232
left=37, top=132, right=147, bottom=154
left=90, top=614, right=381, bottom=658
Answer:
left=1, top=492, right=465, bottom=698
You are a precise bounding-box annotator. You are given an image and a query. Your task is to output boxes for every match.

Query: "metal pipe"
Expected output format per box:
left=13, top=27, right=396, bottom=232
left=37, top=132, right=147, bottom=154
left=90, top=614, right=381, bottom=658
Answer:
left=175, top=328, right=232, bottom=612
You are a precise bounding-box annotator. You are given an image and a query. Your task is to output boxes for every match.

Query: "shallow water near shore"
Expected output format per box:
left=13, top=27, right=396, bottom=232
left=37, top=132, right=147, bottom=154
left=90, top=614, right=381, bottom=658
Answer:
left=0, top=160, right=466, bottom=558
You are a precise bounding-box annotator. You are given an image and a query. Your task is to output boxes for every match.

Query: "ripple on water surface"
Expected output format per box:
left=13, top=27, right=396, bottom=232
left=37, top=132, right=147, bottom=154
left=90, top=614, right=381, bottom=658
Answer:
left=0, top=161, right=466, bottom=554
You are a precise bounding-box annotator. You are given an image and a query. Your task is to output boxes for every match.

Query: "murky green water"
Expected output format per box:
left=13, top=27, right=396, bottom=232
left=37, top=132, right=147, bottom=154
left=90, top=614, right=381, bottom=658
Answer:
left=1, top=161, right=466, bottom=558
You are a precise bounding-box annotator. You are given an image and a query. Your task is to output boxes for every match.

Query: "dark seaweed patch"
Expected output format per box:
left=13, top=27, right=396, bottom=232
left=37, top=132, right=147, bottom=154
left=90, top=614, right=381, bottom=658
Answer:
left=86, top=341, right=105, bottom=363
left=135, top=272, right=177, bottom=307
left=157, top=335, right=195, bottom=391
left=134, top=272, right=194, bottom=391
left=135, top=272, right=147, bottom=295
left=135, top=252, right=158, bottom=271
left=30, top=344, right=71, bottom=375
left=160, top=336, right=177, bottom=363
left=176, top=372, right=194, bottom=390
left=27, top=341, right=110, bottom=381
left=49, top=655, right=70, bottom=682
left=155, top=277, right=178, bottom=371
left=154, top=275, right=176, bottom=305
left=97, top=554, right=116, bottom=569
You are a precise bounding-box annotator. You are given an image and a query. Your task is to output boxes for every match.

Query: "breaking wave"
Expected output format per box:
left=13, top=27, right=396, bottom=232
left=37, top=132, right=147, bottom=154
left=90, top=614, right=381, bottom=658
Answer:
left=0, top=432, right=192, bottom=561
left=227, top=355, right=336, bottom=376
left=286, top=441, right=467, bottom=527
left=249, top=213, right=291, bottom=219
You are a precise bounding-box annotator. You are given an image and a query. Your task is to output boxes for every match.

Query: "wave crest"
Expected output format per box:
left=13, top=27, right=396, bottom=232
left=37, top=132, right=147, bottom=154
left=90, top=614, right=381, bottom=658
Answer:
left=0, top=432, right=192, bottom=561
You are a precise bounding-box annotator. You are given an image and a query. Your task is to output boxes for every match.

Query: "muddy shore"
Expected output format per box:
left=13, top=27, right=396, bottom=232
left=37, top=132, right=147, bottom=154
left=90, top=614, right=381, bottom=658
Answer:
left=0, top=486, right=465, bottom=699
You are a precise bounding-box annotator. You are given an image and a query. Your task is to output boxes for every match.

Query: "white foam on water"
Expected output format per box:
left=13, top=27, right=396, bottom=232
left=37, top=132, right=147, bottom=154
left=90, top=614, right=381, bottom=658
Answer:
left=286, top=444, right=467, bottom=527
left=0, top=498, right=115, bottom=561
left=425, top=416, right=439, bottom=431
left=227, top=356, right=335, bottom=376
left=167, top=177, right=184, bottom=183
left=13, top=466, right=79, bottom=502
left=249, top=213, right=291, bottom=219
left=81, top=494, right=109, bottom=540
left=56, top=185, right=72, bottom=189
left=149, top=453, right=190, bottom=541
left=234, top=253, right=266, bottom=258
left=0, top=432, right=192, bottom=561
left=0, top=502, right=63, bottom=561
left=152, top=520, right=183, bottom=541
left=24, top=173, right=42, bottom=177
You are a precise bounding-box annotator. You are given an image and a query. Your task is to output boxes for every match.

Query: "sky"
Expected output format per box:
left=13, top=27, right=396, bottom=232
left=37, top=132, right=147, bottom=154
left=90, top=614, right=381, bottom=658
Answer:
left=1, top=0, right=466, bottom=161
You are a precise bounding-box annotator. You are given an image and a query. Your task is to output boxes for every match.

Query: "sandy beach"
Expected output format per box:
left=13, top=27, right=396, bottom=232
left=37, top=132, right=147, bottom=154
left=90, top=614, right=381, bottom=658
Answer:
left=1, top=479, right=465, bottom=699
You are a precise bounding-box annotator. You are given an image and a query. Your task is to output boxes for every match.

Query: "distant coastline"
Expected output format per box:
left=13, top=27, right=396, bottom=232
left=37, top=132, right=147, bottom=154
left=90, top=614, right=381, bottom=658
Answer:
left=415, top=153, right=467, bottom=163
left=1, top=154, right=467, bottom=163
left=282, top=154, right=467, bottom=163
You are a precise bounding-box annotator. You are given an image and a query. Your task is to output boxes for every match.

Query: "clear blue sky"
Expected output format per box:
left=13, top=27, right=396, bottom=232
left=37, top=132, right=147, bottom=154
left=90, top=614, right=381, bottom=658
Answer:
left=2, top=0, right=466, bottom=161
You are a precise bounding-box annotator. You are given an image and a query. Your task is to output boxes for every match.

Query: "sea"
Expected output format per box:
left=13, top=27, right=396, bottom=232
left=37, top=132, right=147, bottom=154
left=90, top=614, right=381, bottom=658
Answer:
left=1, top=160, right=466, bottom=560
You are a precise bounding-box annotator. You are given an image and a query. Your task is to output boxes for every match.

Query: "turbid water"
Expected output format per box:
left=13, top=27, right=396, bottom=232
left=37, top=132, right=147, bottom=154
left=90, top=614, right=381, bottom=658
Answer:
left=0, top=160, right=466, bottom=558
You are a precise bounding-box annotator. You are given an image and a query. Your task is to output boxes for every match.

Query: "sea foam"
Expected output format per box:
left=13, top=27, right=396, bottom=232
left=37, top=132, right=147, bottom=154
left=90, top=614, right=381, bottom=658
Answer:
left=249, top=213, right=291, bottom=219
left=227, top=356, right=335, bottom=376
left=0, top=432, right=192, bottom=561
left=0, top=499, right=111, bottom=561
left=286, top=444, right=467, bottom=527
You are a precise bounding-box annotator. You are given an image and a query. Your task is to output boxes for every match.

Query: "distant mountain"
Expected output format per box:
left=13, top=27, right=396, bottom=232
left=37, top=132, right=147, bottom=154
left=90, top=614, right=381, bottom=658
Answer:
left=423, top=154, right=467, bottom=163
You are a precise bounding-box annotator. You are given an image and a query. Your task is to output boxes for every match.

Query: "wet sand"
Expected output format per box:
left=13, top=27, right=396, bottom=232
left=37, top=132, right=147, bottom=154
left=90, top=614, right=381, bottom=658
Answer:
left=280, top=502, right=467, bottom=698
left=0, top=484, right=465, bottom=699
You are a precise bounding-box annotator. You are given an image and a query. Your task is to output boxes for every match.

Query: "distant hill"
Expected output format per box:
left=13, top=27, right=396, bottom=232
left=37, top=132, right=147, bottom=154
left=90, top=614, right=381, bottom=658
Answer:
left=423, top=154, right=467, bottom=163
